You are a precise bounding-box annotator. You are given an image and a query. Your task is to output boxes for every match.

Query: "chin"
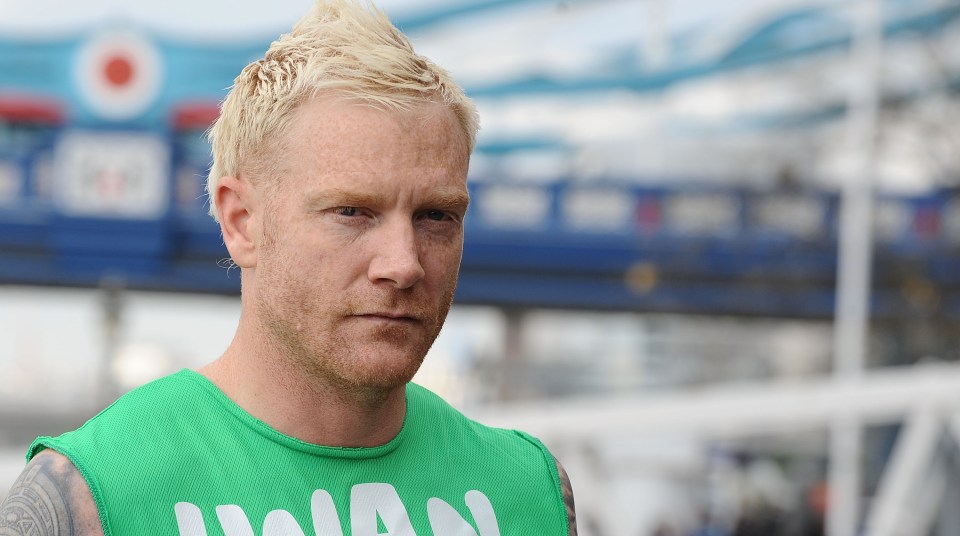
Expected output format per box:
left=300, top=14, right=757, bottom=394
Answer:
left=324, top=346, right=427, bottom=394
left=360, top=353, right=426, bottom=387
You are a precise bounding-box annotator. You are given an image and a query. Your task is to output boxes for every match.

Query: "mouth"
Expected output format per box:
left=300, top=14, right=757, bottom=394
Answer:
left=358, top=312, right=419, bottom=323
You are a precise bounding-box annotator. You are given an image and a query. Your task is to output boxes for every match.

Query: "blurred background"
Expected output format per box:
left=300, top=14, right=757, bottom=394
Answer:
left=2, top=0, right=960, bottom=534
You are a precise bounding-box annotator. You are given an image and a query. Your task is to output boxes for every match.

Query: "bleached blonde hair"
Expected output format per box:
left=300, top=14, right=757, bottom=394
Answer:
left=206, top=0, right=480, bottom=222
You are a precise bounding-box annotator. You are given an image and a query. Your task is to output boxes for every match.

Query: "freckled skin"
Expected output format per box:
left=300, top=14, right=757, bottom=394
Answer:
left=249, top=98, right=471, bottom=398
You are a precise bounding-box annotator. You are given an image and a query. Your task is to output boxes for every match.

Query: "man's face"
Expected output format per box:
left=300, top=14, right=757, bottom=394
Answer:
left=251, top=96, right=470, bottom=395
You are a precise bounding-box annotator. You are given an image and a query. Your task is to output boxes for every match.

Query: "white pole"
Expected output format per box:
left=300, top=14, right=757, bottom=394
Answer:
left=643, top=0, right=667, bottom=178
left=828, top=0, right=882, bottom=534
left=474, top=362, right=960, bottom=439
left=865, top=407, right=942, bottom=536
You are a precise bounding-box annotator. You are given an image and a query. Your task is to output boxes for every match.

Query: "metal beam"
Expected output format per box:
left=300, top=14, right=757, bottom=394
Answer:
left=392, top=0, right=592, bottom=32
left=864, top=406, right=942, bottom=536
left=466, top=3, right=960, bottom=97
left=474, top=363, right=960, bottom=535
left=471, top=363, right=960, bottom=442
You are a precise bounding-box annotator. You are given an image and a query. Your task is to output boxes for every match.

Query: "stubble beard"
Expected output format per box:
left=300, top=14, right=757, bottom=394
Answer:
left=255, top=259, right=457, bottom=402
left=254, top=207, right=459, bottom=402
left=259, top=287, right=453, bottom=402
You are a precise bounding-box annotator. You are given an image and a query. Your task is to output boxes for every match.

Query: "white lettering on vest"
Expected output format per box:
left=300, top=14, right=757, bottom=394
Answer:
left=174, top=484, right=501, bottom=536
left=350, top=483, right=415, bottom=535
left=214, top=504, right=255, bottom=536
left=426, top=490, right=502, bottom=536
left=311, top=490, right=345, bottom=536
left=174, top=502, right=208, bottom=536
left=263, top=509, right=307, bottom=536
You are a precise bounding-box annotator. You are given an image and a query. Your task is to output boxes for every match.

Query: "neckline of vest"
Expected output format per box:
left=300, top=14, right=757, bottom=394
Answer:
left=176, top=368, right=412, bottom=459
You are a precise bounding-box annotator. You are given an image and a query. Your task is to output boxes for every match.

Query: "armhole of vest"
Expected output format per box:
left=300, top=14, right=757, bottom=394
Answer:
left=511, top=430, right=569, bottom=535
left=27, top=439, right=114, bottom=536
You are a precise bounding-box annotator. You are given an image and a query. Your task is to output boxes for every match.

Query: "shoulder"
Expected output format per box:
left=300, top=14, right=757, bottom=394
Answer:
left=407, top=382, right=561, bottom=476
left=58, top=370, right=206, bottom=444
left=26, top=371, right=212, bottom=508
left=408, top=382, right=551, bottom=455
left=407, top=384, right=575, bottom=532
left=98, top=370, right=202, bottom=418
left=29, top=372, right=199, bottom=470
left=554, top=457, right=578, bottom=536
left=407, top=383, right=517, bottom=442
left=0, top=448, right=104, bottom=535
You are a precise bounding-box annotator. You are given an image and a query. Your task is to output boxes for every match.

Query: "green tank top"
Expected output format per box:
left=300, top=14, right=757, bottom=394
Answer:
left=28, top=370, right=568, bottom=535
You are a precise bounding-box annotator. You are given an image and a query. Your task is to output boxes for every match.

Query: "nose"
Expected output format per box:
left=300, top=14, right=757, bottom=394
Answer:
left=367, top=218, right=426, bottom=289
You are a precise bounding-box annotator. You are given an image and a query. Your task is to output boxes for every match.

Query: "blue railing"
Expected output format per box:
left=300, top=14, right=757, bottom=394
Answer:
left=3, top=136, right=960, bottom=318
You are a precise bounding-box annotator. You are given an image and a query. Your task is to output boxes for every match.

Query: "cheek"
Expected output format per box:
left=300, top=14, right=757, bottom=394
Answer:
left=259, top=238, right=321, bottom=299
left=421, top=234, right=462, bottom=265
left=422, top=245, right=463, bottom=288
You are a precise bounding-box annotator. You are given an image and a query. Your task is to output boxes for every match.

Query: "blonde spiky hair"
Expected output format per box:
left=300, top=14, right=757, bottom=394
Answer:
left=205, top=0, right=479, bottom=222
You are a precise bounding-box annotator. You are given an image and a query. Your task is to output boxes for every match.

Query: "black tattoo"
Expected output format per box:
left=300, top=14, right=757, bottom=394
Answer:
left=0, top=452, right=76, bottom=535
left=555, top=458, right=578, bottom=536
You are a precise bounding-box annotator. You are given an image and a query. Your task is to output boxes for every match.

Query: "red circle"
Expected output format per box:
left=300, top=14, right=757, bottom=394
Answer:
left=104, top=55, right=134, bottom=87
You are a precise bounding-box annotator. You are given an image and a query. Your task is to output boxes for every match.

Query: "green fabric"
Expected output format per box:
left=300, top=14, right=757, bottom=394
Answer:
left=28, top=370, right=567, bottom=535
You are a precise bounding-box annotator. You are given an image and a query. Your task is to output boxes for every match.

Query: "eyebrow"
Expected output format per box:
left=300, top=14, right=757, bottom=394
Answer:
left=425, top=190, right=471, bottom=213
left=303, top=187, right=470, bottom=213
left=302, top=188, right=383, bottom=211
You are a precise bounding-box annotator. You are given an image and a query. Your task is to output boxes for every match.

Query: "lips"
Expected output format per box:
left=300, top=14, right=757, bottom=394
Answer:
left=359, top=312, right=419, bottom=322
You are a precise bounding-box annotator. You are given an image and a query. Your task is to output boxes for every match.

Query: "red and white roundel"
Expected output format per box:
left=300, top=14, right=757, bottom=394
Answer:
left=75, top=30, right=163, bottom=121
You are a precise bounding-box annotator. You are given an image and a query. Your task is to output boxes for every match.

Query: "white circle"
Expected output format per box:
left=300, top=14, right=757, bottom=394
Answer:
left=75, top=30, right=163, bottom=121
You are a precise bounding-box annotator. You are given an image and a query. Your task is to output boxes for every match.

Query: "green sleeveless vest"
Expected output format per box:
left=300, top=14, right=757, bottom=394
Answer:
left=28, top=370, right=568, bottom=535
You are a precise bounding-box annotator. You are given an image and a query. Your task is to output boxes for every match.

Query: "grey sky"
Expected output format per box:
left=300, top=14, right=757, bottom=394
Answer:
left=0, top=0, right=758, bottom=40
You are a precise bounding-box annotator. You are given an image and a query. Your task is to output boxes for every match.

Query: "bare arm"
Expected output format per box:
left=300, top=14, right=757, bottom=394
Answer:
left=0, top=449, right=104, bottom=536
left=554, top=458, right=578, bottom=536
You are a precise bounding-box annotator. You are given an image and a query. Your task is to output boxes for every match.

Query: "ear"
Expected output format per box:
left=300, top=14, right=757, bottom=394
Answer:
left=216, top=175, right=259, bottom=268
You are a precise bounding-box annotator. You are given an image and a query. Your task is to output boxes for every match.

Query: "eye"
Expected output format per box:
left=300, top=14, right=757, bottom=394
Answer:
left=425, top=210, right=448, bottom=221
left=335, top=207, right=360, bottom=217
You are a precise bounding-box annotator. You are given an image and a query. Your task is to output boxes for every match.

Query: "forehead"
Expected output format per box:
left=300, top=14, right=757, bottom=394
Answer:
left=265, top=95, right=471, bottom=212
left=284, top=95, right=469, bottom=170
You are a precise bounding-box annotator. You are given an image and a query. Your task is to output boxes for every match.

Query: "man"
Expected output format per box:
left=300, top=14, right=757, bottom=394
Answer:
left=0, top=1, right=577, bottom=535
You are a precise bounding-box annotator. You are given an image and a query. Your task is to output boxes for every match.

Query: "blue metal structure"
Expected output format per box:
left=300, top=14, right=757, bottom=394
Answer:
left=1, top=0, right=959, bottom=319
left=468, top=1, right=960, bottom=98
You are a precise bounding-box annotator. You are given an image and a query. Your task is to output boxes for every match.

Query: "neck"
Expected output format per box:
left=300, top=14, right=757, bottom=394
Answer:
left=200, top=319, right=407, bottom=448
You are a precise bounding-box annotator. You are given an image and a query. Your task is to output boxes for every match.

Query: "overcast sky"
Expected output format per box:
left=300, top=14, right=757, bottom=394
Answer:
left=0, top=0, right=424, bottom=37
left=0, top=0, right=761, bottom=40
left=0, top=0, right=596, bottom=37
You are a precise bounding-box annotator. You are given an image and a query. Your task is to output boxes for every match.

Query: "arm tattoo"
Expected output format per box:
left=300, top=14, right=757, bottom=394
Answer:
left=0, top=451, right=88, bottom=535
left=555, top=458, right=578, bottom=536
